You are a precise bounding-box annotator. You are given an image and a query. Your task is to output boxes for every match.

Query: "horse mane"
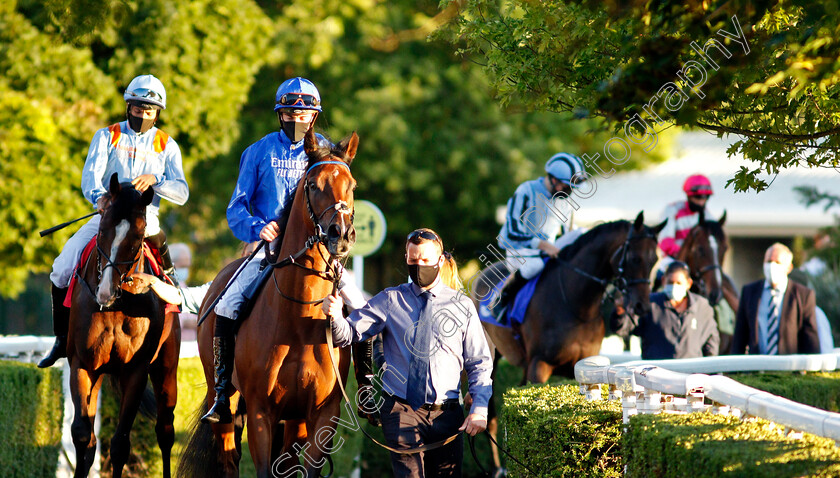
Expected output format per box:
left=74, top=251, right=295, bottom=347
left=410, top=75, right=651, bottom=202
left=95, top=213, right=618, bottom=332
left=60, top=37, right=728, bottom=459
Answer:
left=555, top=220, right=630, bottom=262
left=305, top=133, right=353, bottom=166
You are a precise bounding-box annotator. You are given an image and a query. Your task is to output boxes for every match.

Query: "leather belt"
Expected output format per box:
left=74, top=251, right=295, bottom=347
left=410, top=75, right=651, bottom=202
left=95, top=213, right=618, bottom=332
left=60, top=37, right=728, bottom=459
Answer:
left=385, top=393, right=461, bottom=412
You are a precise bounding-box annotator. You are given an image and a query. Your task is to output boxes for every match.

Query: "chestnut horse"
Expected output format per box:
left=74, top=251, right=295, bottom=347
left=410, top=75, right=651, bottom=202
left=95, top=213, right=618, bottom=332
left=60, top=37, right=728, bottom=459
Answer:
left=179, top=129, right=357, bottom=478
left=67, top=173, right=180, bottom=478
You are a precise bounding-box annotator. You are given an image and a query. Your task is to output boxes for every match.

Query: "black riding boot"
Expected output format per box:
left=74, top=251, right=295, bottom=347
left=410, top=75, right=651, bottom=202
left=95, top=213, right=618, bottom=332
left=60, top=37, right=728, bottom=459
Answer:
left=496, top=270, right=528, bottom=314
left=353, top=338, right=380, bottom=426
left=38, top=284, right=70, bottom=368
left=201, top=316, right=237, bottom=424
left=158, top=241, right=179, bottom=287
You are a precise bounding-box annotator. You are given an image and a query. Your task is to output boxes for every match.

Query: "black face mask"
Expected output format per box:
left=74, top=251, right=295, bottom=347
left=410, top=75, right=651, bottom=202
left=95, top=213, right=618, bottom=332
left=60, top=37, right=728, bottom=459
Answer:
left=687, top=200, right=704, bottom=213
left=127, top=106, right=157, bottom=134
left=408, top=263, right=440, bottom=288
left=279, top=114, right=313, bottom=143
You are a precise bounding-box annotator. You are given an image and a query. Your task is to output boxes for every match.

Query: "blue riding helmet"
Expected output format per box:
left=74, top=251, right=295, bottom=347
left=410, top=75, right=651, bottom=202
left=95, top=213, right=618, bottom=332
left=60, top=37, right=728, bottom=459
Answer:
left=274, top=77, right=322, bottom=112
left=545, top=152, right=586, bottom=187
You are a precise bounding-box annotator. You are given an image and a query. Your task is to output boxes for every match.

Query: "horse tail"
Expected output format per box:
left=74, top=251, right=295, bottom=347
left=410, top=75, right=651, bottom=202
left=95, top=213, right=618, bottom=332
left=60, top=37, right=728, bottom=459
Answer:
left=107, top=376, right=157, bottom=418
left=175, top=402, right=222, bottom=478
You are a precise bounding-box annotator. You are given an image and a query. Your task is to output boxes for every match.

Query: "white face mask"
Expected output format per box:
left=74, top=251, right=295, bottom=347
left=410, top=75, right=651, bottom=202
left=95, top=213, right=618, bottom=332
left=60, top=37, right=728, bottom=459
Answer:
left=663, top=283, right=688, bottom=302
left=764, top=262, right=788, bottom=287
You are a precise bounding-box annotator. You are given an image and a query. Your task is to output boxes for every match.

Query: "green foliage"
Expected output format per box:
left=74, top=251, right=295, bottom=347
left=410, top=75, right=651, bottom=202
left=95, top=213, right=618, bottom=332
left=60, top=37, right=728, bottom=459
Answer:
left=0, top=360, right=63, bottom=478
left=500, top=383, right=623, bottom=477
left=624, top=413, right=840, bottom=477
left=729, top=371, right=840, bottom=412
left=449, top=0, right=840, bottom=192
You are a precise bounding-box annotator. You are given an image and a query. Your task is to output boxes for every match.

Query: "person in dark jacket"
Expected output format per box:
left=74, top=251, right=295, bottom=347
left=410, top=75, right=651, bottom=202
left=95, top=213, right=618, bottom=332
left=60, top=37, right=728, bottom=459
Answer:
left=612, top=261, right=719, bottom=359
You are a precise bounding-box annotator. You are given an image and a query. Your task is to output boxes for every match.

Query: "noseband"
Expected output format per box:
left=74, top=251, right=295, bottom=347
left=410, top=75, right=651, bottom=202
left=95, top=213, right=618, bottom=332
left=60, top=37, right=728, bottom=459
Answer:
left=303, top=160, right=355, bottom=244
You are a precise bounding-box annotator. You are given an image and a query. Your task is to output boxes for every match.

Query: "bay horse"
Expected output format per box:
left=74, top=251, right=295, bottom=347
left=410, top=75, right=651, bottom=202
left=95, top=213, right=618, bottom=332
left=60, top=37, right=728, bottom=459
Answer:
left=67, top=173, right=180, bottom=478
left=469, top=212, right=664, bottom=474
left=675, top=210, right=739, bottom=351
left=179, top=129, right=357, bottom=478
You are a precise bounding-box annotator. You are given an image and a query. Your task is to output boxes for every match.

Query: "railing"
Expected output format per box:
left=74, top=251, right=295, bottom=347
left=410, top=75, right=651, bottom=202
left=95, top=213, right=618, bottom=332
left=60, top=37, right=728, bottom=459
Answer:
left=574, top=353, right=840, bottom=443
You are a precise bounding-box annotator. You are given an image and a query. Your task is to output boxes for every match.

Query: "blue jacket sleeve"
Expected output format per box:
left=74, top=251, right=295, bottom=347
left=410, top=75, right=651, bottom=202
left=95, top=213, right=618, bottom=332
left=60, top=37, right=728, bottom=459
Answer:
left=226, top=145, right=266, bottom=243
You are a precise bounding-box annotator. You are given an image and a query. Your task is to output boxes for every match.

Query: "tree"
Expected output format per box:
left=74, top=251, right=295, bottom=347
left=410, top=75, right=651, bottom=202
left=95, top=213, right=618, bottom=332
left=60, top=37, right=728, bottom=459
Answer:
left=448, top=0, right=840, bottom=192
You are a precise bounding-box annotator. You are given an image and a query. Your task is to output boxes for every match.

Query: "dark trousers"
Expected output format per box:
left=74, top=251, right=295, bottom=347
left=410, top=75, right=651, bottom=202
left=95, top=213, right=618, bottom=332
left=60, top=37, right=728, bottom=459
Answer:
left=380, top=394, right=464, bottom=478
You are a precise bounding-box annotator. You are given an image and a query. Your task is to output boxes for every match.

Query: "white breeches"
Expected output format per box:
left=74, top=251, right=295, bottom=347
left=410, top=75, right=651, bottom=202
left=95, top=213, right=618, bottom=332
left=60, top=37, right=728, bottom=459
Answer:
left=505, top=228, right=587, bottom=280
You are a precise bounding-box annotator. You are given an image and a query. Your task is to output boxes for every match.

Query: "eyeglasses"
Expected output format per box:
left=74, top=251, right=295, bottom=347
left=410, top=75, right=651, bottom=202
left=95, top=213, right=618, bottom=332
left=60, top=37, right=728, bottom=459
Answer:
left=277, top=93, right=320, bottom=108
left=407, top=229, right=442, bottom=245
left=126, top=88, right=163, bottom=103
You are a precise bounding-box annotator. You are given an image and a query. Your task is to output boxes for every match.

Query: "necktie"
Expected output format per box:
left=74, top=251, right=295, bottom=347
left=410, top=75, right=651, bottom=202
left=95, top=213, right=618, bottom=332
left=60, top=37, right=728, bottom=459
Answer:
left=766, top=288, right=780, bottom=355
left=407, top=292, right=433, bottom=410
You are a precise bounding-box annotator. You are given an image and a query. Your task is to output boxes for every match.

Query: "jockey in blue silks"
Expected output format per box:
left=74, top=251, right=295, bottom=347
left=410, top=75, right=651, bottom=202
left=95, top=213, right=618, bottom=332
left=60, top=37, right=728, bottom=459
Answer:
left=202, top=77, right=373, bottom=425
left=39, top=74, right=189, bottom=368
left=494, top=153, right=588, bottom=314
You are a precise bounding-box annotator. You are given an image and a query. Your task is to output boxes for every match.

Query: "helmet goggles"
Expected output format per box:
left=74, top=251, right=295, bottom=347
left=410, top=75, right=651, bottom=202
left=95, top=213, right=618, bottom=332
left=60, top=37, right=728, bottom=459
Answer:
left=126, top=88, right=164, bottom=106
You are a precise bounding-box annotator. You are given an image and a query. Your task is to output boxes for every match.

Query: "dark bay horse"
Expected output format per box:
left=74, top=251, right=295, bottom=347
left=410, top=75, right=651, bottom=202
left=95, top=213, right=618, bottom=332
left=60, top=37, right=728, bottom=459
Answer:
left=472, top=211, right=665, bottom=383
left=68, top=173, right=180, bottom=478
left=180, top=129, right=357, bottom=478
left=676, top=210, right=739, bottom=351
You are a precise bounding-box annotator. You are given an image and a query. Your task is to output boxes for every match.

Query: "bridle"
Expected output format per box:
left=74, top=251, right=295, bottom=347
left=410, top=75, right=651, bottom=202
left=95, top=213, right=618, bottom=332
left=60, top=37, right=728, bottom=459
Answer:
left=270, top=160, right=354, bottom=305
left=76, top=216, right=146, bottom=307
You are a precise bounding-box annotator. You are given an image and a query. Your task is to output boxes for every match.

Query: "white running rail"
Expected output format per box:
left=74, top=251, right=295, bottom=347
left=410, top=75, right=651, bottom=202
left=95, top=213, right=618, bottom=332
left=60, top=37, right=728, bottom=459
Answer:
left=574, top=353, right=840, bottom=443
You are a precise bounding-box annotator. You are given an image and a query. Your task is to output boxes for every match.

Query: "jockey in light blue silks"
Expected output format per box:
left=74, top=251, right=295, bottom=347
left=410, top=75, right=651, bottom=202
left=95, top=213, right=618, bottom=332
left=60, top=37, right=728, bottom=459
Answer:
left=494, top=153, right=589, bottom=313
left=202, top=77, right=372, bottom=425
left=39, top=74, right=189, bottom=368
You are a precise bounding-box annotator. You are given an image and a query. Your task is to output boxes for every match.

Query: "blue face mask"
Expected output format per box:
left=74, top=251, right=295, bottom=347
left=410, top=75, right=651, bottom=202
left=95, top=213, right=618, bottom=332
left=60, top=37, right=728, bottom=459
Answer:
left=175, top=267, right=189, bottom=284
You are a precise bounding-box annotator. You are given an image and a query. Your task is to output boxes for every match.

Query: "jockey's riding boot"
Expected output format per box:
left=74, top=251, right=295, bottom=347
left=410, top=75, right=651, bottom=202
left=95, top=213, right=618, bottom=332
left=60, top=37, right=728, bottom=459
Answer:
left=353, top=338, right=381, bottom=427
left=496, top=270, right=527, bottom=313
left=158, top=242, right=179, bottom=287
left=38, top=284, right=70, bottom=368
left=201, top=321, right=236, bottom=424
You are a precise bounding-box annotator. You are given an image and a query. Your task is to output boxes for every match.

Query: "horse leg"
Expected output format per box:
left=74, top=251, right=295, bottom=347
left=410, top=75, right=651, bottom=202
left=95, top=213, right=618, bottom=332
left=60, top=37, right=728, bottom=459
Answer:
left=109, top=368, right=149, bottom=478
left=149, top=332, right=179, bottom=478
left=301, top=408, right=343, bottom=477
left=69, top=364, right=102, bottom=478
left=247, top=403, right=276, bottom=478
left=527, top=357, right=553, bottom=384
left=211, top=390, right=242, bottom=478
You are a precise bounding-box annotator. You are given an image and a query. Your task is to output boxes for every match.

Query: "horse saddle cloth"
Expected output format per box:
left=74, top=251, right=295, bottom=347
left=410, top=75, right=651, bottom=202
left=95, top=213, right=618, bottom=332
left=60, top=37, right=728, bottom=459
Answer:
left=477, top=272, right=541, bottom=328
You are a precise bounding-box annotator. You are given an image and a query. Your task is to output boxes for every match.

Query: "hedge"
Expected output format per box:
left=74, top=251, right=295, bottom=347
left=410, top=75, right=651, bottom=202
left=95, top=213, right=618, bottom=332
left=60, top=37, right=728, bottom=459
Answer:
left=0, top=360, right=63, bottom=478
left=624, top=413, right=840, bottom=477
left=500, top=383, right=623, bottom=477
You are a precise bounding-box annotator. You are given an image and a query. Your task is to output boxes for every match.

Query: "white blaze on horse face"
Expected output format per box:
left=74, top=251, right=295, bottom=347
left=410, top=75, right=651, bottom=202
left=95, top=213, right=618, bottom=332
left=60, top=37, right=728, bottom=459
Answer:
left=98, top=219, right=130, bottom=305
left=709, top=235, right=723, bottom=285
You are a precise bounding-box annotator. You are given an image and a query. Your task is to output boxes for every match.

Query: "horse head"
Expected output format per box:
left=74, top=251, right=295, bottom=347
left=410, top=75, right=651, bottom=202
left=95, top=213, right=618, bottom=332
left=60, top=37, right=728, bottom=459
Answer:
left=678, top=210, right=728, bottom=306
left=615, top=211, right=667, bottom=317
left=95, top=173, right=154, bottom=307
left=302, top=128, right=358, bottom=258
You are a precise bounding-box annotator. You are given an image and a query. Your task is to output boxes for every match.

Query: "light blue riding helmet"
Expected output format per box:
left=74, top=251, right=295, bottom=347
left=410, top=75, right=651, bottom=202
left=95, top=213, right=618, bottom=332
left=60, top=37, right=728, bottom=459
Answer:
left=545, top=152, right=586, bottom=187
left=274, top=77, right=322, bottom=112
left=123, top=74, right=167, bottom=109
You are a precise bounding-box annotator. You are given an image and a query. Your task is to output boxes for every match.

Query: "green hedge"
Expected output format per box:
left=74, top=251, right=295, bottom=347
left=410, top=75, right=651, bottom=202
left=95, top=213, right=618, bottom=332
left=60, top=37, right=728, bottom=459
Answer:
left=0, top=360, right=63, bottom=478
left=624, top=413, right=840, bottom=477
left=729, top=371, right=840, bottom=412
left=500, top=384, right=623, bottom=477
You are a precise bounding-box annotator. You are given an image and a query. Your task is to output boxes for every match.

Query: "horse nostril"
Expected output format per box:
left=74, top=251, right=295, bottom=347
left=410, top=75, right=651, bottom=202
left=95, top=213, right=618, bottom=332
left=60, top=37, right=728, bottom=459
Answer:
left=346, top=226, right=356, bottom=242
left=327, top=224, right=341, bottom=241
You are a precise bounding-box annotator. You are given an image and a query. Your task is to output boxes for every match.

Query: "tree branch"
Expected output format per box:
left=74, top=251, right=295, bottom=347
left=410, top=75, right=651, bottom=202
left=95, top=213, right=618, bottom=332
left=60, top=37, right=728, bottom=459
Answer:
left=696, top=122, right=840, bottom=142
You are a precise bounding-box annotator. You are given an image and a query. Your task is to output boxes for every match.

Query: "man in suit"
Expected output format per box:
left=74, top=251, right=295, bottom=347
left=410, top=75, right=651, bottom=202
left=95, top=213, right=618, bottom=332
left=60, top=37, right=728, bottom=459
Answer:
left=731, top=243, right=820, bottom=355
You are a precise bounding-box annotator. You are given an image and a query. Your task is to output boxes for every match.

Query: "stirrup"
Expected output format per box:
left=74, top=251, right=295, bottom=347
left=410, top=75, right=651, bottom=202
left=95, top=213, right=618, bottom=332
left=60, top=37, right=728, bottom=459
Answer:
left=201, top=394, right=232, bottom=424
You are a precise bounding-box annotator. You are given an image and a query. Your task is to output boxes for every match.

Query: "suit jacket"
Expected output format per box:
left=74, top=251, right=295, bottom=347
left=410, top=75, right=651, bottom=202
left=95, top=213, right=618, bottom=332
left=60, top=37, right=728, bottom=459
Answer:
left=730, top=279, right=820, bottom=355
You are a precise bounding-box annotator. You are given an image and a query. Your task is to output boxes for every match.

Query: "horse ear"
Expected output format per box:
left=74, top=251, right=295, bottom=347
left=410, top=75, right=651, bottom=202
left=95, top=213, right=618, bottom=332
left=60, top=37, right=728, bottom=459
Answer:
left=140, top=186, right=155, bottom=207
left=342, top=131, right=359, bottom=165
left=304, top=127, right=318, bottom=156
left=719, top=210, right=727, bottom=226
left=109, top=172, right=121, bottom=196
left=653, top=218, right=668, bottom=235
left=633, top=211, right=644, bottom=231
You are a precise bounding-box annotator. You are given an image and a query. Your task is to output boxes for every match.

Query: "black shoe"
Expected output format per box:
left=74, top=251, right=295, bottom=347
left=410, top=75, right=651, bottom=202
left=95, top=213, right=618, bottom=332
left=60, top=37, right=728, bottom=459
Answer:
left=496, top=270, right=527, bottom=313
left=38, top=335, right=67, bottom=368
left=201, top=334, right=236, bottom=424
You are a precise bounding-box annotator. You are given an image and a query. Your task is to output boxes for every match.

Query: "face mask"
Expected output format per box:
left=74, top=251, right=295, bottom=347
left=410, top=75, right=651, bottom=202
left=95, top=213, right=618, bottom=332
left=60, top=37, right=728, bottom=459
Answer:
left=175, top=267, right=189, bottom=284
left=280, top=115, right=313, bottom=143
left=128, top=112, right=156, bottom=134
left=764, top=262, right=788, bottom=287
left=408, top=263, right=440, bottom=288
left=687, top=200, right=704, bottom=213
left=663, top=283, right=688, bottom=302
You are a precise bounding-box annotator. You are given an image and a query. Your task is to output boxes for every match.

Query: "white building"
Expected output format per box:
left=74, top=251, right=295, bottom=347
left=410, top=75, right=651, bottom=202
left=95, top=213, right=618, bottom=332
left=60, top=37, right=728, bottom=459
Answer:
left=572, top=131, right=838, bottom=287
